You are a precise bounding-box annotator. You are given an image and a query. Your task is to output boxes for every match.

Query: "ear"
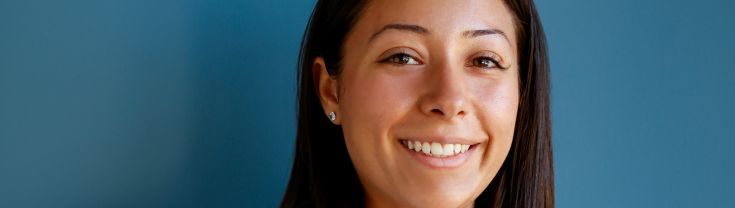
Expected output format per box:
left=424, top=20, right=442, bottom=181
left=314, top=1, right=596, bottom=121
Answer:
left=312, top=57, right=341, bottom=124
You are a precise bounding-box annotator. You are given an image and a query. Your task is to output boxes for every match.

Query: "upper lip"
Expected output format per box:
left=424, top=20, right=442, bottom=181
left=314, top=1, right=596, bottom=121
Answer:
left=398, top=136, right=483, bottom=145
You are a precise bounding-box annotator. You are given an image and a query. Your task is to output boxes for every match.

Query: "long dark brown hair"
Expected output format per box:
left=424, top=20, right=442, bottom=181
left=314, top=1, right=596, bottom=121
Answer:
left=281, top=0, right=553, bottom=207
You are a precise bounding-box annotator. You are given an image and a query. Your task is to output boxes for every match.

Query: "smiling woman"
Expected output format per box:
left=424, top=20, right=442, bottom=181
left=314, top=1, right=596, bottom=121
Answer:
left=281, top=0, right=553, bottom=207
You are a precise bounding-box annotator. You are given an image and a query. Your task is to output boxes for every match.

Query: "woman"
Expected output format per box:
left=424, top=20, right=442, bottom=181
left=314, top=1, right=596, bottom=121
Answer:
left=282, top=0, right=553, bottom=207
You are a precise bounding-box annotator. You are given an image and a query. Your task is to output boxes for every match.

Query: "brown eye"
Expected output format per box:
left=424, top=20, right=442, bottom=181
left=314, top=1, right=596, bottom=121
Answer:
left=384, top=53, right=421, bottom=65
left=472, top=56, right=499, bottom=69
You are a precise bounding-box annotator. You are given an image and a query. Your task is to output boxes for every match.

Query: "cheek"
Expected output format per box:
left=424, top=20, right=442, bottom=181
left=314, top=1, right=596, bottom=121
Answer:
left=470, top=76, right=519, bottom=144
left=482, top=83, right=518, bottom=129
left=339, top=72, right=419, bottom=131
left=336, top=71, right=421, bottom=187
left=337, top=71, right=420, bottom=157
left=467, top=75, right=519, bottom=186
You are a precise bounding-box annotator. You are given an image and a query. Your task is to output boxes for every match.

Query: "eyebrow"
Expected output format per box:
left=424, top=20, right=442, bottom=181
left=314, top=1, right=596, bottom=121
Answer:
left=369, top=24, right=430, bottom=42
left=368, top=23, right=510, bottom=43
left=461, top=29, right=509, bottom=41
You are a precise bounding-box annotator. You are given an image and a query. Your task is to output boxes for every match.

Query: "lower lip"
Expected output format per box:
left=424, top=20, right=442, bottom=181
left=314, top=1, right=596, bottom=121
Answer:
left=399, top=140, right=477, bottom=169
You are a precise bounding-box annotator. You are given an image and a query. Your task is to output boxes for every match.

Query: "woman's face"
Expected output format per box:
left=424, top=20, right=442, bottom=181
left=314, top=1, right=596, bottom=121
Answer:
left=316, top=0, right=519, bottom=207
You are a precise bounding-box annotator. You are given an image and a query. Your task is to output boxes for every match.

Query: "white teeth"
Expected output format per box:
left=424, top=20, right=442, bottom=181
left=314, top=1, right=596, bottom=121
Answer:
left=431, top=142, right=443, bottom=156
left=403, top=140, right=472, bottom=157
left=443, top=144, right=454, bottom=156
left=422, top=142, right=431, bottom=154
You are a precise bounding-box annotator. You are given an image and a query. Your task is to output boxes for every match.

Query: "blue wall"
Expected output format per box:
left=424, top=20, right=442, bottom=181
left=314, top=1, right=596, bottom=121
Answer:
left=539, top=0, right=735, bottom=207
left=0, top=0, right=732, bottom=207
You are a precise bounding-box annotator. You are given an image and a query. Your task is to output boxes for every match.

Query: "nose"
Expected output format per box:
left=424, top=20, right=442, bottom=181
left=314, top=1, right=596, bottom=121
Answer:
left=419, top=65, right=469, bottom=120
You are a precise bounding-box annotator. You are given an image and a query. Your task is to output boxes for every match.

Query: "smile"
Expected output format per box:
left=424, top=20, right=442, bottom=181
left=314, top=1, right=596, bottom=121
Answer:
left=401, top=140, right=470, bottom=157
left=399, top=139, right=480, bottom=169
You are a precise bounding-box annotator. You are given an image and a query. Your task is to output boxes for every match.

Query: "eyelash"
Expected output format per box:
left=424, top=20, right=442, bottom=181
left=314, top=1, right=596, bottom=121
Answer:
left=379, top=53, right=507, bottom=70
left=380, top=53, right=422, bottom=65
left=468, top=56, right=507, bottom=70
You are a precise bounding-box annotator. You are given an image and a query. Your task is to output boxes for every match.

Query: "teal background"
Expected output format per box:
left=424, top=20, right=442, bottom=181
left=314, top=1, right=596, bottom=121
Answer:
left=0, top=0, right=733, bottom=207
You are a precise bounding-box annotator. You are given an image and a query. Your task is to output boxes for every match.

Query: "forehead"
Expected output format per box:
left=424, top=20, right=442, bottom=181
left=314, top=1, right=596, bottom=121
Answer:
left=347, top=0, right=517, bottom=48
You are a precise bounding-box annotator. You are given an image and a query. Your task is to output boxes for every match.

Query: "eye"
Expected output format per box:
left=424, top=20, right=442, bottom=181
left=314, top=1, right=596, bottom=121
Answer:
left=471, top=56, right=500, bottom=69
left=382, top=53, right=422, bottom=65
left=467, top=51, right=509, bottom=71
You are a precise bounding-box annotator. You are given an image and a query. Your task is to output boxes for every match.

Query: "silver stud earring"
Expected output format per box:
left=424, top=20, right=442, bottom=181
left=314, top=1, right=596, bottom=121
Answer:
left=328, top=111, right=336, bottom=122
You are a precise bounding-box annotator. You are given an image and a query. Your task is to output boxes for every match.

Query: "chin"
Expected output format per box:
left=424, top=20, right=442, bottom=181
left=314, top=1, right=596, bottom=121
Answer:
left=389, top=176, right=485, bottom=208
left=398, top=190, right=477, bottom=208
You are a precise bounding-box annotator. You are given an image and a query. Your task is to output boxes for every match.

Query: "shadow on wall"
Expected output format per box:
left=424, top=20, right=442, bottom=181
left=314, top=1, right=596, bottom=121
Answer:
left=185, top=0, right=313, bottom=207
left=0, top=0, right=313, bottom=207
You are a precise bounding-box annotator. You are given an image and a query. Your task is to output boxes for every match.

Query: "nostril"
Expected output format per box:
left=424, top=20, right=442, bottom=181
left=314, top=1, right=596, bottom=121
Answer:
left=430, top=109, right=444, bottom=115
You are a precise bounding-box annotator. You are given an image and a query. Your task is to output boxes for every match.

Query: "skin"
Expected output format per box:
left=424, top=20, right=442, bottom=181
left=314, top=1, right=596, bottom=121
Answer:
left=314, top=0, right=519, bottom=207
